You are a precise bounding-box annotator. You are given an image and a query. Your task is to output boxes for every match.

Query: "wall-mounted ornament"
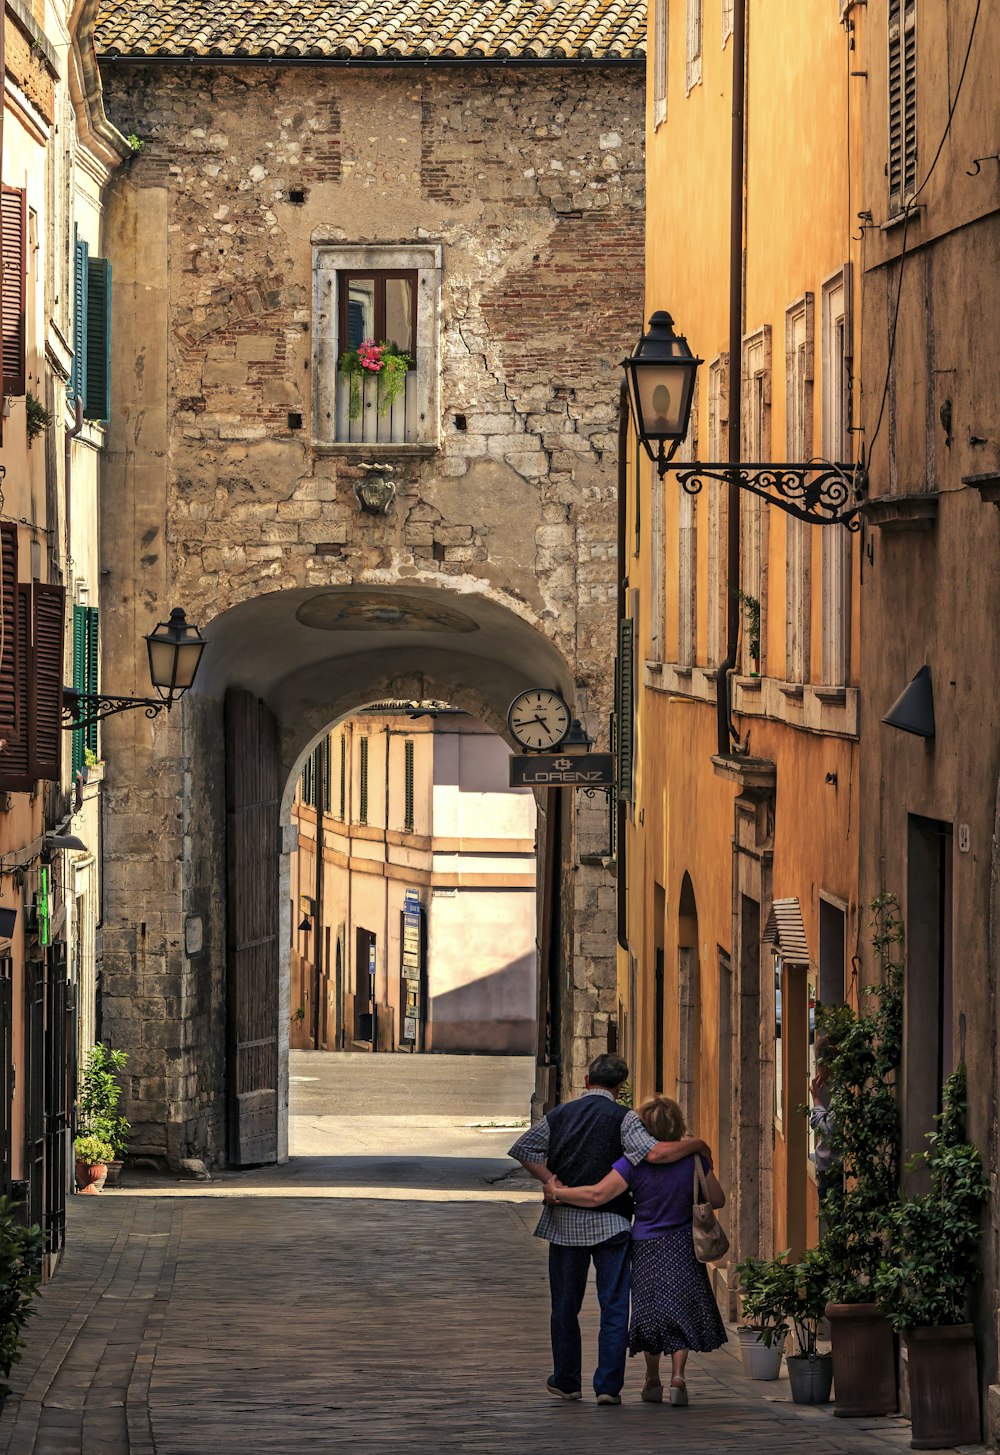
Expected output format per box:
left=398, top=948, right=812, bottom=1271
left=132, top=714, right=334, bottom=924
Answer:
left=355, top=462, right=396, bottom=516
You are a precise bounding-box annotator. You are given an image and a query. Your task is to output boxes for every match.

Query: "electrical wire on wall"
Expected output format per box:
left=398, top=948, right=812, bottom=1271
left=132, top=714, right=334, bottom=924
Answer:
left=866, top=0, right=984, bottom=468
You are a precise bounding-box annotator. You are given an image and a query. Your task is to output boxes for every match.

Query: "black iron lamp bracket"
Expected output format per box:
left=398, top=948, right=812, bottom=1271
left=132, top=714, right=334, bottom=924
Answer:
left=656, top=450, right=865, bottom=531
left=62, top=689, right=171, bottom=731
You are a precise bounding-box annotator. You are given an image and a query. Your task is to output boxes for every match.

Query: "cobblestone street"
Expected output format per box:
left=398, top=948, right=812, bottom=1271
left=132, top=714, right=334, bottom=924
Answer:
left=0, top=1057, right=982, bottom=1454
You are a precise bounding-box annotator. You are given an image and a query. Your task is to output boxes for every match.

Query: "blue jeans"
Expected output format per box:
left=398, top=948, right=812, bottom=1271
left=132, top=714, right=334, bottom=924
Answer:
left=548, top=1234, right=631, bottom=1397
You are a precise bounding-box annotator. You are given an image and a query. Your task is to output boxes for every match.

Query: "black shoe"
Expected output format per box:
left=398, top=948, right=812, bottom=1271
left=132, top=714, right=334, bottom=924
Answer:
left=547, top=1378, right=582, bottom=1402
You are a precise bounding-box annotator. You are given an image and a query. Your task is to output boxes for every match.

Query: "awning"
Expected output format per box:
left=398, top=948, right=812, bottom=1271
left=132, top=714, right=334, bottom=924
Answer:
left=762, top=897, right=810, bottom=965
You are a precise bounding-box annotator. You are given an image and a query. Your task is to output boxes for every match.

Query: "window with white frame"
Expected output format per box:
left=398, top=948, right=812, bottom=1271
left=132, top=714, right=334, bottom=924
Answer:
left=707, top=354, right=728, bottom=668
left=722, top=0, right=734, bottom=45
left=741, top=327, right=771, bottom=674
left=686, top=0, right=703, bottom=92
left=785, top=295, right=814, bottom=685
left=313, top=243, right=442, bottom=448
left=677, top=396, right=699, bottom=666
left=653, top=0, right=669, bottom=128
left=821, top=267, right=852, bottom=686
left=888, top=0, right=917, bottom=214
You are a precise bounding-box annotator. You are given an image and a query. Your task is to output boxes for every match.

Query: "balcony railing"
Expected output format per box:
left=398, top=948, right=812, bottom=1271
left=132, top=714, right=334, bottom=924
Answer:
left=335, top=369, right=419, bottom=445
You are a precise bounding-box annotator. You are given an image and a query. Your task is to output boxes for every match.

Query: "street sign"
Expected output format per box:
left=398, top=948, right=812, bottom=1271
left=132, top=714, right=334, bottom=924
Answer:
left=509, top=753, right=615, bottom=788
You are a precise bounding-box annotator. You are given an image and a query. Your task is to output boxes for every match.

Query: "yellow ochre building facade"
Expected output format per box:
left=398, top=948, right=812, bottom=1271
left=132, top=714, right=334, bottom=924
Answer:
left=618, top=0, right=865, bottom=1299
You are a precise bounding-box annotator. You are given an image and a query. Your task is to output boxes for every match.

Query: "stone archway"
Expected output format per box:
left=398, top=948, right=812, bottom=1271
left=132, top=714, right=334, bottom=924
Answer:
left=99, top=581, right=614, bottom=1167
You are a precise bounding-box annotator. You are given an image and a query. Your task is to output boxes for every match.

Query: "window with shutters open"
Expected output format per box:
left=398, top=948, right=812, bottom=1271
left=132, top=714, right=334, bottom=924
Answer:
left=0, top=562, right=65, bottom=791
left=68, top=245, right=112, bottom=421
left=1, top=189, right=26, bottom=398
left=71, top=604, right=99, bottom=778
left=888, top=0, right=917, bottom=214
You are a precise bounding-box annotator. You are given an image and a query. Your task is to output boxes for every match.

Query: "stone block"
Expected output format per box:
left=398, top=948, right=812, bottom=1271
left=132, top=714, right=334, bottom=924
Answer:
left=202, top=360, right=249, bottom=388
left=235, top=335, right=278, bottom=362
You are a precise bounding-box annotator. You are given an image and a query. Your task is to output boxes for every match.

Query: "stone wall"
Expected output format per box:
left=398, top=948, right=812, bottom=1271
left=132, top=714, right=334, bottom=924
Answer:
left=98, top=59, right=644, bottom=1162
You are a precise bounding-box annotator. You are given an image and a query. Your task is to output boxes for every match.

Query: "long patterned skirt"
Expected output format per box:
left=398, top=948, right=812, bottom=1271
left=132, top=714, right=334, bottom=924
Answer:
left=628, top=1226, right=729, bottom=1356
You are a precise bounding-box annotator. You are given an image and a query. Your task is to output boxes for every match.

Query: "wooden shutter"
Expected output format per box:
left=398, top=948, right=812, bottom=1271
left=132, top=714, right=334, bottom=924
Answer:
left=71, top=605, right=86, bottom=777
left=404, top=739, right=414, bottom=833
left=85, top=258, right=111, bottom=422
left=29, top=583, right=65, bottom=783
left=0, top=525, right=20, bottom=742
left=225, top=688, right=279, bottom=1166
left=321, top=735, right=331, bottom=813
left=1, top=189, right=26, bottom=398
left=0, top=588, right=31, bottom=791
left=359, top=736, right=369, bottom=824
left=339, top=733, right=346, bottom=819
left=86, top=607, right=99, bottom=759
left=888, top=0, right=917, bottom=210
left=616, top=617, right=635, bottom=803
left=68, top=238, right=89, bottom=408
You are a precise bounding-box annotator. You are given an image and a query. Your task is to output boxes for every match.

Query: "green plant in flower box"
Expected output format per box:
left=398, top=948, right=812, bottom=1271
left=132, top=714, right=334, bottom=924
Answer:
left=340, top=339, right=412, bottom=419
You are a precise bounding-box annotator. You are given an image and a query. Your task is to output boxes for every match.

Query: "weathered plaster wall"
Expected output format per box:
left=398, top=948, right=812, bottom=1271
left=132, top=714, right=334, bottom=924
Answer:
left=97, top=60, right=644, bottom=1163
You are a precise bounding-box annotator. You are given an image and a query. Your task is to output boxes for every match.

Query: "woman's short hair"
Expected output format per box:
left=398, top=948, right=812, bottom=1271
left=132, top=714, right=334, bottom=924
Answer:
left=638, top=1095, right=686, bottom=1142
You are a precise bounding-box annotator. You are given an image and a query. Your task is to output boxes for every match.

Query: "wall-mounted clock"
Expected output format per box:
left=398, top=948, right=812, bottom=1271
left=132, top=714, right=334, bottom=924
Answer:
left=507, top=689, right=572, bottom=751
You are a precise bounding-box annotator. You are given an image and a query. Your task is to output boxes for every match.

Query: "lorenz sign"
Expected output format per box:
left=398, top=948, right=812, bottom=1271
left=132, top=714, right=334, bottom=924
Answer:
left=509, top=753, right=615, bottom=788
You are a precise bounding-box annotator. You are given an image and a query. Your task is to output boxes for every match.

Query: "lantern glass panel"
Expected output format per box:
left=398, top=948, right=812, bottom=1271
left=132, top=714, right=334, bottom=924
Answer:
left=634, top=360, right=696, bottom=442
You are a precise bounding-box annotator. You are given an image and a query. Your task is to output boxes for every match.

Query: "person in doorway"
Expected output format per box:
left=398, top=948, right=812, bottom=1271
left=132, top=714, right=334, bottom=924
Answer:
left=546, top=1094, right=727, bottom=1407
left=508, top=1055, right=708, bottom=1406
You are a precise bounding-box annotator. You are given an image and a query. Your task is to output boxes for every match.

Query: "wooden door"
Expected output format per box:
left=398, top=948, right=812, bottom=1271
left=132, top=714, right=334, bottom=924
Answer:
left=225, top=689, right=280, bottom=1165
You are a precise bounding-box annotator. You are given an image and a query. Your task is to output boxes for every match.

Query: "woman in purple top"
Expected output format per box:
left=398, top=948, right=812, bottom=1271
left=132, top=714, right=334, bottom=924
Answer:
left=547, top=1095, right=727, bottom=1405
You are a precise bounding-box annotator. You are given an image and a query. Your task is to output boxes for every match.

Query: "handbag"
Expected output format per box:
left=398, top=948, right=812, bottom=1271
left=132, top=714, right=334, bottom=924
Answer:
left=691, top=1156, right=730, bottom=1264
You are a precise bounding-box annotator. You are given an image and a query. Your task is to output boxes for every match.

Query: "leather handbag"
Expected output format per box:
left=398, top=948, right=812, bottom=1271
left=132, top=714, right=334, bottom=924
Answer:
left=692, top=1156, right=730, bottom=1264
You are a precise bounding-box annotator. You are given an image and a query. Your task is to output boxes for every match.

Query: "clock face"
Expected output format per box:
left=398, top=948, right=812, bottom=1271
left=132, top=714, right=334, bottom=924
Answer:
left=508, top=689, right=572, bottom=751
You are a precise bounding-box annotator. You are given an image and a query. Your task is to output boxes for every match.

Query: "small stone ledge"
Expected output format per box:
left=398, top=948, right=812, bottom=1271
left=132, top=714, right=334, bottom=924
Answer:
left=711, top=753, right=777, bottom=795
left=963, top=471, right=1000, bottom=508
left=861, top=491, right=939, bottom=532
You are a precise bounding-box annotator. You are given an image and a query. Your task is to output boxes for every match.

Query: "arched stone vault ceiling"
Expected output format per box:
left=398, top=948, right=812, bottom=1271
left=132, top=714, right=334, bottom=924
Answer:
left=194, top=582, right=575, bottom=781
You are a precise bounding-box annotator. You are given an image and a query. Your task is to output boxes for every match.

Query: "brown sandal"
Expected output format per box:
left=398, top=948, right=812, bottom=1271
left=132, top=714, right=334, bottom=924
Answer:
left=641, top=1379, right=663, bottom=1403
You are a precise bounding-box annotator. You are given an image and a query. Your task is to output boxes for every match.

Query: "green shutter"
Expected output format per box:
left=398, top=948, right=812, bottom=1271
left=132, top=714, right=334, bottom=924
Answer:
left=71, top=605, right=86, bottom=777
left=359, top=737, right=369, bottom=824
left=616, top=617, right=635, bottom=803
left=69, top=237, right=89, bottom=408
left=85, top=607, right=99, bottom=761
left=339, top=734, right=346, bottom=819
left=321, top=736, right=331, bottom=813
left=84, top=257, right=111, bottom=422
left=404, top=739, right=414, bottom=834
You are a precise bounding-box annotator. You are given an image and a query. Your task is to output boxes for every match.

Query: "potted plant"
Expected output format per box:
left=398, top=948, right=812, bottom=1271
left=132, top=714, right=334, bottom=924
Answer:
left=729, top=586, right=761, bottom=675
left=74, top=1133, right=113, bottom=1193
left=783, top=1245, right=835, bottom=1405
left=817, top=893, right=904, bottom=1418
left=734, top=1254, right=790, bottom=1379
left=339, top=338, right=411, bottom=420
left=0, top=1196, right=43, bottom=1415
left=874, top=1065, right=988, bottom=1449
left=77, top=1044, right=131, bottom=1186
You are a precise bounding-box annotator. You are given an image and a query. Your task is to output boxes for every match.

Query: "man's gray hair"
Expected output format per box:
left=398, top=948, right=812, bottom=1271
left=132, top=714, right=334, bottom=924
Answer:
left=587, top=1053, right=629, bottom=1089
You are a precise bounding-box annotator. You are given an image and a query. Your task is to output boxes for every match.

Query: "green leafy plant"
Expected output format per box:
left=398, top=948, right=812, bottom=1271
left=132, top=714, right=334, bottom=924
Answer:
left=0, top=1197, right=43, bottom=1406
left=734, top=1253, right=793, bottom=1347
left=83, top=747, right=102, bottom=768
left=815, top=893, right=904, bottom=1303
left=74, top=1133, right=113, bottom=1164
left=25, top=392, right=51, bottom=445
left=874, top=1065, right=989, bottom=1331
left=126, top=133, right=145, bottom=153
left=340, top=339, right=412, bottom=420
left=728, top=584, right=761, bottom=664
left=737, top=1245, right=832, bottom=1355
left=615, top=1078, right=633, bottom=1109
left=77, top=1045, right=130, bottom=1159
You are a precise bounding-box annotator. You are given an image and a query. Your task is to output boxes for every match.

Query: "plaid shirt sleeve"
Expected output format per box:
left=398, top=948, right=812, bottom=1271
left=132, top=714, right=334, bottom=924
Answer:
left=621, top=1110, right=657, bottom=1165
left=508, top=1117, right=550, bottom=1165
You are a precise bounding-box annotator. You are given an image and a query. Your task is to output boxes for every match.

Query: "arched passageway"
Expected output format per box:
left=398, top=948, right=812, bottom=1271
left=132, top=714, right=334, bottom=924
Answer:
left=99, top=582, right=616, bottom=1167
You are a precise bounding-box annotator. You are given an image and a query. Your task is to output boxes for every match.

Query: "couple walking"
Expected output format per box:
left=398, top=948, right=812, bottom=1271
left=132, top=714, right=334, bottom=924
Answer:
left=509, top=1053, right=727, bottom=1405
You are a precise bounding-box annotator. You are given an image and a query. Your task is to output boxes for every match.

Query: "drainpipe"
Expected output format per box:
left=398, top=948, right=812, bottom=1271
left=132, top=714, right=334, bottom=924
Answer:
left=616, top=380, right=630, bottom=953
left=64, top=397, right=83, bottom=578
left=717, top=0, right=747, bottom=758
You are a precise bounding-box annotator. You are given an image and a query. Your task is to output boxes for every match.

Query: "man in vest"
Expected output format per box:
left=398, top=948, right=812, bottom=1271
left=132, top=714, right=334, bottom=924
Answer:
left=508, top=1052, right=707, bottom=1405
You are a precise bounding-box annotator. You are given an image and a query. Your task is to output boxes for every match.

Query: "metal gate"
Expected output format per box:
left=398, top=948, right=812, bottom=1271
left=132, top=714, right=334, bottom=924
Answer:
left=23, top=946, right=74, bottom=1254
left=1, top=954, right=12, bottom=1197
left=25, top=958, right=45, bottom=1234
left=225, top=688, right=280, bottom=1165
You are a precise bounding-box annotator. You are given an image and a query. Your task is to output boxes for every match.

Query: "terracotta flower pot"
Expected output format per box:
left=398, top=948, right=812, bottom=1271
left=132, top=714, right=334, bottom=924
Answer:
left=825, top=1302, right=897, bottom=1417
left=74, top=1158, right=107, bottom=1194
left=903, top=1324, right=980, bottom=1450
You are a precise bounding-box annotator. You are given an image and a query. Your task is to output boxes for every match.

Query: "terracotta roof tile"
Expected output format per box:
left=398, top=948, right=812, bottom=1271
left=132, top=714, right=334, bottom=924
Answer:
left=96, top=0, right=646, bottom=62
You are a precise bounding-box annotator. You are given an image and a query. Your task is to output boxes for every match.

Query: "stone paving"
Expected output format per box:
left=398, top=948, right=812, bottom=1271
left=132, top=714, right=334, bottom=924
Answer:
left=0, top=1056, right=986, bottom=1453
